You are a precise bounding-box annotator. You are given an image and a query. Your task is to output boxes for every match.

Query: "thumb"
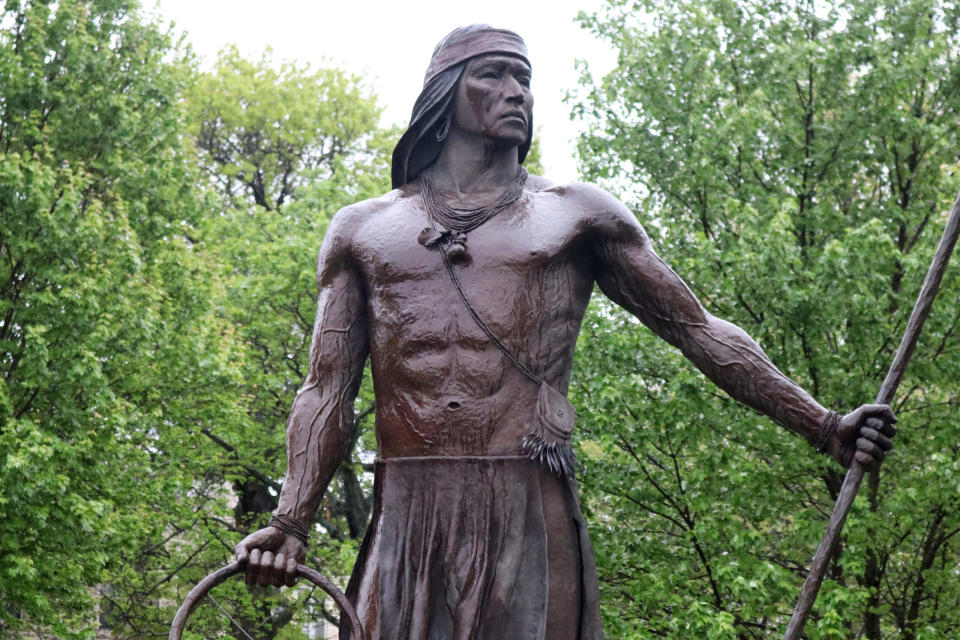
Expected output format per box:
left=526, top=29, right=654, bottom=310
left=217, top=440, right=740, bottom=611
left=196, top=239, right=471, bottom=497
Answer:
left=837, top=407, right=864, bottom=438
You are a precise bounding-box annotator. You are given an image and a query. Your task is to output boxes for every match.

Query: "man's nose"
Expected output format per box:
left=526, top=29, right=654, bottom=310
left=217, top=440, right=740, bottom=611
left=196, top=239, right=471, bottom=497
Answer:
left=503, top=75, right=525, bottom=104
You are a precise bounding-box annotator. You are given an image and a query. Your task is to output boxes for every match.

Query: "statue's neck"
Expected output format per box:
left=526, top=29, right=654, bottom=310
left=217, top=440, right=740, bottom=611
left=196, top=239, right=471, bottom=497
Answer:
left=429, top=131, right=520, bottom=201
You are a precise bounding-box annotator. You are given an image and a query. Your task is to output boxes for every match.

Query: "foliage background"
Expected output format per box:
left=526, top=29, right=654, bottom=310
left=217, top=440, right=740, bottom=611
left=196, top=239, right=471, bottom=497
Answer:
left=571, top=1, right=960, bottom=638
left=0, top=0, right=957, bottom=638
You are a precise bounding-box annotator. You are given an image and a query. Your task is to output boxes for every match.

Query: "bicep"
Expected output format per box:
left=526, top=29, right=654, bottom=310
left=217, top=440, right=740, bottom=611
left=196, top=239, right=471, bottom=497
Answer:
left=301, top=220, right=369, bottom=392
left=594, top=210, right=708, bottom=346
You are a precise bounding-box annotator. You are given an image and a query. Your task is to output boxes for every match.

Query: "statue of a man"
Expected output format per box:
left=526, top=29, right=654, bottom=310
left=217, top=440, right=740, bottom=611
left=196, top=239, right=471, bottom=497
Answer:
left=236, top=25, right=896, bottom=639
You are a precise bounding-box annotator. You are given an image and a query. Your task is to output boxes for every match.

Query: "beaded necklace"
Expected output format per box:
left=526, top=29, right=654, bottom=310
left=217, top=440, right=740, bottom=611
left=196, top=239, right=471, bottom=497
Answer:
left=417, top=167, right=528, bottom=261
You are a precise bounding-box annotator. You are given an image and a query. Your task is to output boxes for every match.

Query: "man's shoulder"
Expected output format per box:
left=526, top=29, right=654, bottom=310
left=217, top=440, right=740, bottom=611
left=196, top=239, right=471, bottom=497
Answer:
left=327, top=185, right=417, bottom=237
left=526, top=174, right=634, bottom=224
left=332, top=186, right=412, bottom=224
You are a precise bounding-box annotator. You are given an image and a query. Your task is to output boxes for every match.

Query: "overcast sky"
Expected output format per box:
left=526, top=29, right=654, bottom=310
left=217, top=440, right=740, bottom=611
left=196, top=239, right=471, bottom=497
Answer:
left=149, top=0, right=618, bottom=183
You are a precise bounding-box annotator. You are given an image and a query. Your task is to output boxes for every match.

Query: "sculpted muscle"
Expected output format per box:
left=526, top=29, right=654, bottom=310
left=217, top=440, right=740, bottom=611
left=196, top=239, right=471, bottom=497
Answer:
left=275, top=207, right=370, bottom=524
left=233, top=27, right=895, bottom=635
left=586, top=185, right=827, bottom=441
left=350, top=182, right=595, bottom=457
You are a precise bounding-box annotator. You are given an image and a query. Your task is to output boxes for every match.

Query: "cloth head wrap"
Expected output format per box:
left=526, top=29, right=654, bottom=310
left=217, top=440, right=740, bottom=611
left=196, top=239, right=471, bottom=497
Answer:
left=391, top=25, right=532, bottom=189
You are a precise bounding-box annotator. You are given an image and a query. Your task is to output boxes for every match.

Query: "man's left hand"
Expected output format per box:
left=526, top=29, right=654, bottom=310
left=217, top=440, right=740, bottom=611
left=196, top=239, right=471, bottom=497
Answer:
left=829, top=404, right=897, bottom=469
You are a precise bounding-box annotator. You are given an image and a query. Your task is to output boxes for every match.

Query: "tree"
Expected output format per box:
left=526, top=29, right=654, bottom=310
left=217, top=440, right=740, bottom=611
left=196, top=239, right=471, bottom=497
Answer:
left=0, top=1, right=249, bottom=637
left=571, top=0, right=960, bottom=637
left=185, top=46, right=388, bottom=211
left=116, top=48, right=395, bottom=639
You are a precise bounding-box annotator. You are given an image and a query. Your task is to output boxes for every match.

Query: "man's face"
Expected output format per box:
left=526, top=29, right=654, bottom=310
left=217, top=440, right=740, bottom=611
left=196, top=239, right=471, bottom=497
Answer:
left=452, top=54, right=533, bottom=147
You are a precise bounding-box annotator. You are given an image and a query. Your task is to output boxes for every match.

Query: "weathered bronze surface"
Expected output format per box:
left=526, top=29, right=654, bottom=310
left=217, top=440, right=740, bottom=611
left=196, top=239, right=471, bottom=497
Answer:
left=235, top=25, right=896, bottom=640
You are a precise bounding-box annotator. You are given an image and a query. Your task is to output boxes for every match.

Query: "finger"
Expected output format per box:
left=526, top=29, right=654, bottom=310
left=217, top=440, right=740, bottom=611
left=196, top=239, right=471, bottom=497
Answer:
left=866, top=417, right=897, bottom=438
left=285, top=556, right=297, bottom=588
left=258, top=551, right=275, bottom=587
left=235, top=543, right=249, bottom=567
left=856, top=437, right=885, bottom=464
left=860, top=427, right=894, bottom=452
left=864, top=403, right=897, bottom=423
left=246, top=548, right=261, bottom=586
left=878, top=420, right=897, bottom=438
left=854, top=449, right=878, bottom=469
left=272, top=552, right=286, bottom=588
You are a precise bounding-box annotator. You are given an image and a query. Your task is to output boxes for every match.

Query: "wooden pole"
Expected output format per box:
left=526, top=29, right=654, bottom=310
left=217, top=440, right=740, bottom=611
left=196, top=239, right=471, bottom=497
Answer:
left=784, top=189, right=960, bottom=640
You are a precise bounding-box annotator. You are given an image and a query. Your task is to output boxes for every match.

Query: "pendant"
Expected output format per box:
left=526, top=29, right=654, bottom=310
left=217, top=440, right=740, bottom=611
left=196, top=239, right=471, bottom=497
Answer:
left=447, top=240, right=468, bottom=262
left=417, top=226, right=468, bottom=262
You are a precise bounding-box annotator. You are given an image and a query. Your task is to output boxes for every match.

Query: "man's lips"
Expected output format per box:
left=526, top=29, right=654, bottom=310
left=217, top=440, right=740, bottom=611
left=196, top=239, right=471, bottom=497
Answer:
left=499, top=110, right=528, bottom=125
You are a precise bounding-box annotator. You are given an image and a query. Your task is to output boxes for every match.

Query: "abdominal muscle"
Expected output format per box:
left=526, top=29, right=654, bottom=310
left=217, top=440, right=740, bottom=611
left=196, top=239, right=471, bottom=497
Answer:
left=369, top=345, right=584, bottom=639
left=372, top=343, right=541, bottom=458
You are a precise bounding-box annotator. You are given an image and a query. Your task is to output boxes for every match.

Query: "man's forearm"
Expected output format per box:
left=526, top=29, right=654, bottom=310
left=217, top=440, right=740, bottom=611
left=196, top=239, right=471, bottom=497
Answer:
left=679, top=314, right=829, bottom=442
left=274, top=385, right=354, bottom=524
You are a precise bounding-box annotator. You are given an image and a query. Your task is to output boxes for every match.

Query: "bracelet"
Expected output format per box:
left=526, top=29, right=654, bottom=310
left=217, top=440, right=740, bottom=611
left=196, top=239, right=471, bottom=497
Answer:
left=268, top=513, right=310, bottom=545
left=815, top=411, right=841, bottom=453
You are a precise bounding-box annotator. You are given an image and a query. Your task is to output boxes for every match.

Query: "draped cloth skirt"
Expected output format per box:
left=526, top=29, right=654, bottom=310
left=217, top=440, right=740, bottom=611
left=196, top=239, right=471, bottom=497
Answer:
left=341, top=456, right=603, bottom=640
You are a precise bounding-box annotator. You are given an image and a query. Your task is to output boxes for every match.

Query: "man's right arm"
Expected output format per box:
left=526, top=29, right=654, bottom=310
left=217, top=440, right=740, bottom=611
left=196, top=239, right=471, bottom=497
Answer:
left=578, top=183, right=894, bottom=468
left=235, top=207, right=370, bottom=587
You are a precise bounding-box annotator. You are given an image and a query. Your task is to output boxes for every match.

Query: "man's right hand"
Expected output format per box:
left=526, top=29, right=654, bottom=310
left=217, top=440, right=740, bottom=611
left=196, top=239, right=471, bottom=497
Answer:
left=235, top=526, right=306, bottom=588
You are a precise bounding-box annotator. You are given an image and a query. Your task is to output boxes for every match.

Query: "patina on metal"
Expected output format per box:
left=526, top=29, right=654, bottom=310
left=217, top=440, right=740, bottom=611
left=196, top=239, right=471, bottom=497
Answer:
left=233, top=25, right=897, bottom=639
left=169, top=562, right=362, bottom=640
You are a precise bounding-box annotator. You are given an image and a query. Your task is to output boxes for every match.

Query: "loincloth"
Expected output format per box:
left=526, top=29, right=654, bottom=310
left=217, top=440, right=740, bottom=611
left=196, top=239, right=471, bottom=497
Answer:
left=341, top=455, right=603, bottom=640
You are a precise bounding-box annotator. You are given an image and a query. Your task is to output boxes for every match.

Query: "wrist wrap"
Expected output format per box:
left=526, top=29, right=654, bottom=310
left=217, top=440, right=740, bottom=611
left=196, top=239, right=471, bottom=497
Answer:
left=268, top=513, right=309, bottom=545
left=816, top=411, right=842, bottom=453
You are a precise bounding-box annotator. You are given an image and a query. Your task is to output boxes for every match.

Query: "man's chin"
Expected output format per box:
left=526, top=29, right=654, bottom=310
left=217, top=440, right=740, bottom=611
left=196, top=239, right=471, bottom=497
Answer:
left=490, top=127, right=528, bottom=148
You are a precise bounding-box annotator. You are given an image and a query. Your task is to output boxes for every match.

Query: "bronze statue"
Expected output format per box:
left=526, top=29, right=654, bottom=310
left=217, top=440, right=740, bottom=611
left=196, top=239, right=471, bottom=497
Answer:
left=235, top=25, right=896, bottom=640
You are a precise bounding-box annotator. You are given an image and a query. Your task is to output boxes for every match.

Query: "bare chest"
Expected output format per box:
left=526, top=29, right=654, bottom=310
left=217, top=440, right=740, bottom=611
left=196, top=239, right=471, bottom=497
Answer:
left=351, top=194, right=596, bottom=333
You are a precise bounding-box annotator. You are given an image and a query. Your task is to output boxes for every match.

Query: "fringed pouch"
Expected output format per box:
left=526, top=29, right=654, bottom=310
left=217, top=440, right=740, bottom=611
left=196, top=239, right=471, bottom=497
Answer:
left=521, top=382, right=577, bottom=477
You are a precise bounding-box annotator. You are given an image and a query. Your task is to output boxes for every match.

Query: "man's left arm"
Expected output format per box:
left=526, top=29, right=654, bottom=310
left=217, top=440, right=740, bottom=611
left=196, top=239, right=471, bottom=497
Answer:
left=585, top=186, right=895, bottom=467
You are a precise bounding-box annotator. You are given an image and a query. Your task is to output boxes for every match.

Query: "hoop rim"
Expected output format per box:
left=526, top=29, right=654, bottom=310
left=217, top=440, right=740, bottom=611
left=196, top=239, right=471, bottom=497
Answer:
left=168, top=561, right=362, bottom=639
